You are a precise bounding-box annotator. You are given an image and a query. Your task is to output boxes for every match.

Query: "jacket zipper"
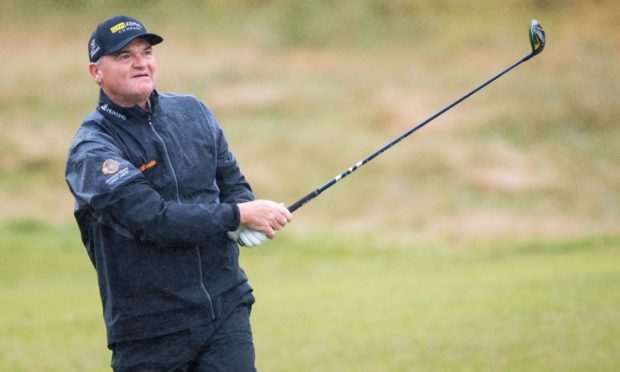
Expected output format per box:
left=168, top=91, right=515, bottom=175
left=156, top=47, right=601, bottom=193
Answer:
left=147, top=116, right=181, bottom=203
left=147, top=114, right=216, bottom=320
left=196, top=249, right=216, bottom=320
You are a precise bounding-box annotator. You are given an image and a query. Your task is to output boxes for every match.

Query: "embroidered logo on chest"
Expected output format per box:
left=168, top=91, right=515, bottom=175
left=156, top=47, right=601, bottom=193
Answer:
left=138, top=160, right=157, bottom=172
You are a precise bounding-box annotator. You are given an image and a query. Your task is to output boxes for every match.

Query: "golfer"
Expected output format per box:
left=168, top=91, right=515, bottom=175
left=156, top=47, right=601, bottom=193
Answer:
left=65, top=15, right=291, bottom=371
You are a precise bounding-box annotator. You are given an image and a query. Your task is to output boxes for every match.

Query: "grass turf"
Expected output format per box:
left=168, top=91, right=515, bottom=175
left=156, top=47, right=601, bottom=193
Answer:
left=1, top=221, right=618, bottom=371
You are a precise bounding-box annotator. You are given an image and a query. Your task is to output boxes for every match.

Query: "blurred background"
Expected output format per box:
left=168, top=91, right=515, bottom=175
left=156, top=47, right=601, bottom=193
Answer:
left=1, top=1, right=618, bottom=370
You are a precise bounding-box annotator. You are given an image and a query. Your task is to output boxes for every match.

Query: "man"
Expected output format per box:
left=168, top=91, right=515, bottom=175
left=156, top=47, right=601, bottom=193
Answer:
left=65, top=15, right=291, bottom=371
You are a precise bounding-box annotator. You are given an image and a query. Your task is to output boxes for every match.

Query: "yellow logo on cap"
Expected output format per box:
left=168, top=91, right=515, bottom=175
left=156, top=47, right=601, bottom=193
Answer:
left=110, top=22, right=127, bottom=33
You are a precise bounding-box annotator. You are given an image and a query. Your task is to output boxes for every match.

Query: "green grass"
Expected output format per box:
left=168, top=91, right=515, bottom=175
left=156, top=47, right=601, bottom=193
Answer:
left=1, top=221, right=618, bottom=371
left=0, top=221, right=107, bottom=370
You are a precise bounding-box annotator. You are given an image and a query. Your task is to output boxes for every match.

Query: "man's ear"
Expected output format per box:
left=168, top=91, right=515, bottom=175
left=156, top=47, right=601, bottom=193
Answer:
left=88, top=62, right=103, bottom=84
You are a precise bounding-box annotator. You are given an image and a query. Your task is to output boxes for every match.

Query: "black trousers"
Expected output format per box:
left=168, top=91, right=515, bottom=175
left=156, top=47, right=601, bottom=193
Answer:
left=110, top=305, right=256, bottom=371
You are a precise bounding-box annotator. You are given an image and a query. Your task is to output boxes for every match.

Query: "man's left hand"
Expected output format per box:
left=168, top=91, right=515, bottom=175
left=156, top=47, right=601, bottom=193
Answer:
left=227, top=227, right=268, bottom=247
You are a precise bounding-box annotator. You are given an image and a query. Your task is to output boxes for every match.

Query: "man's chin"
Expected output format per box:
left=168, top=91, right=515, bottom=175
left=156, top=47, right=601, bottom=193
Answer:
left=105, top=85, right=155, bottom=108
left=131, top=86, right=155, bottom=102
left=135, top=83, right=155, bottom=95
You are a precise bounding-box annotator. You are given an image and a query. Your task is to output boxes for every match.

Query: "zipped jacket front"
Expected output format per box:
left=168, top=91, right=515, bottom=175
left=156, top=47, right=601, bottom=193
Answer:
left=65, top=90, right=254, bottom=345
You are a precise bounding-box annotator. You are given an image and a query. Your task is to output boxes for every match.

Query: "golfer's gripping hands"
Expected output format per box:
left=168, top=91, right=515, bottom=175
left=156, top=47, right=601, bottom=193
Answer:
left=228, top=200, right=292, bottom=247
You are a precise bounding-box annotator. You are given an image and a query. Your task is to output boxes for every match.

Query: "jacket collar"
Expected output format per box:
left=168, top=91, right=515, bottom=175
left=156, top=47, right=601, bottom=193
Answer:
left=96, top=90, right=159, bottom=122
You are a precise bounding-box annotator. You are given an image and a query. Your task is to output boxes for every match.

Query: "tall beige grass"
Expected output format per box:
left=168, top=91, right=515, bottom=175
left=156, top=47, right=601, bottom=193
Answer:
left=0, top=1, right=618, bottom=243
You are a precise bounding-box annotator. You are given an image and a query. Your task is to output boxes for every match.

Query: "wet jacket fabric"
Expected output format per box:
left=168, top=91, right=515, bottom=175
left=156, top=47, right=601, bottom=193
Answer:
left=65, top=90, right=255, bottom=345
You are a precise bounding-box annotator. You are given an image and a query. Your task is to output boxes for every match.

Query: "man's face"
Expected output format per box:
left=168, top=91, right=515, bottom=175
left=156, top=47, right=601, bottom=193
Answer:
left=90, top=38, right=157, bottom=108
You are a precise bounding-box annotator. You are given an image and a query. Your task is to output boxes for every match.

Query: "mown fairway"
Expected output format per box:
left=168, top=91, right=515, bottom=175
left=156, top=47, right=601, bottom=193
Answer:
left=1, top=1, right=619, bottom=370
left=1, top=222, right=619, bottom=370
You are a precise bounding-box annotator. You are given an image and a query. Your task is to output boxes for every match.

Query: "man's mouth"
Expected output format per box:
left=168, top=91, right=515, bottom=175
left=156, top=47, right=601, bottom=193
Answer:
left=132, top=73, right=150, bottom=79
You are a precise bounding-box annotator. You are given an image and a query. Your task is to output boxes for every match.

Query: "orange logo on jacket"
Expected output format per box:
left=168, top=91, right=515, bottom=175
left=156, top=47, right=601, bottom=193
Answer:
left=138, top=160, right=157, bottom=172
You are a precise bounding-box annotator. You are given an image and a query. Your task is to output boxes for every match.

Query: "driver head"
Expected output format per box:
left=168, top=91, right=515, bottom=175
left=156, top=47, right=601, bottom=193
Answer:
left=529, top=19, right=546, bottom=56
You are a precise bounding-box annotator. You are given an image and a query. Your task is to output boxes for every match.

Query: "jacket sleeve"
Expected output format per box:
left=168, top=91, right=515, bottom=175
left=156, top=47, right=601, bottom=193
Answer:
left=65, top=132, right=240, bottom=248
left=206, top=108, right=254, bottom=204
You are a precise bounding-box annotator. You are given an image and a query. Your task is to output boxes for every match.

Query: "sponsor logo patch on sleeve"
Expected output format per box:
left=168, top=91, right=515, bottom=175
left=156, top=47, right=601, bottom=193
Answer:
left=102, top=159, right=120, bottom=175
left=101, top=159, right=131, bottom=186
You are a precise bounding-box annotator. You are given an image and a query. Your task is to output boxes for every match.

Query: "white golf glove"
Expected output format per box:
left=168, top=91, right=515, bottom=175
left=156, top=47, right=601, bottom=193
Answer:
left=227, top=227, right=268, bottom=247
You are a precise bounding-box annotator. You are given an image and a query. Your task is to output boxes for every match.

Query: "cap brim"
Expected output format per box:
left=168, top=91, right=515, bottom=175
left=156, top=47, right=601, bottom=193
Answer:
left=106, top=32, right=163, bottom=55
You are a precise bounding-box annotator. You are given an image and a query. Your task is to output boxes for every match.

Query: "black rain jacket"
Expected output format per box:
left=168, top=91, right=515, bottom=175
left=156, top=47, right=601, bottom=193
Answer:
left=65, top=90, right=254, bottom=345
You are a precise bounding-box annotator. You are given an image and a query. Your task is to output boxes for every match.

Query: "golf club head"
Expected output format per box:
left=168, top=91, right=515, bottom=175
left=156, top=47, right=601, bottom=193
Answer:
left=529, top=19, right=546, bottom=56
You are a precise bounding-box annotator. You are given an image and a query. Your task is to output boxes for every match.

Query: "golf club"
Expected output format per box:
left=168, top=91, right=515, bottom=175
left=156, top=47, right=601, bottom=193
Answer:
left=287, top=19, right=546, bottom=213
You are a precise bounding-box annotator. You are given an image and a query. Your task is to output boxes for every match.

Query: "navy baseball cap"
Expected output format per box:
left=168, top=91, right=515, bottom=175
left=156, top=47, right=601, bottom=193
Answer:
left=88, top=15, right=163, bottom=62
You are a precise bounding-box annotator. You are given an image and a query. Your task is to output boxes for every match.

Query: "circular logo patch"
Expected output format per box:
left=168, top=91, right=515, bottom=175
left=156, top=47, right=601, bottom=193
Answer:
left=102, top=159, right=121, bottom=175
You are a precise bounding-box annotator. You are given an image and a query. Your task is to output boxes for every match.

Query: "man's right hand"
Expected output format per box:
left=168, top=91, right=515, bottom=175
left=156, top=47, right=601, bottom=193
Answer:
left=237, top=200, right=292, bottom=239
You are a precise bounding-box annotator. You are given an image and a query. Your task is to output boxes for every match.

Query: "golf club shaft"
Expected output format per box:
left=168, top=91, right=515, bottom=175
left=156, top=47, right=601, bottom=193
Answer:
left=287, top=51, right=534, bottom=213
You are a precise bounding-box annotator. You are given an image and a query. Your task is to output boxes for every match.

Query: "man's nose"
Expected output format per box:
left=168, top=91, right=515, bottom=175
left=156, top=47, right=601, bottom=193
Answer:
left=133, top=54, right=148, bottom=67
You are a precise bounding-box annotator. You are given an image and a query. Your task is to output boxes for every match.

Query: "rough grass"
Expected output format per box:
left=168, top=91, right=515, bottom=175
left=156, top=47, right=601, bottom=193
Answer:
left=1, top=221, right=619, bottom=371
left=1, top=1, right=618, bottom=240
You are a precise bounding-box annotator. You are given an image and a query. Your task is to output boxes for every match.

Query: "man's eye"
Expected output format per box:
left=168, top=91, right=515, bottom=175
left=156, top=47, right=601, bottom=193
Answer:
left=118, top=54, right=131, bottom=61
